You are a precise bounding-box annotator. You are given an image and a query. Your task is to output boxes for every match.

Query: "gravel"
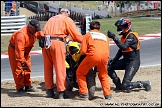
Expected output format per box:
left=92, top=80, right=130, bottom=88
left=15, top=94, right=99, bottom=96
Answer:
left=1, top=65, right=161, bottom=107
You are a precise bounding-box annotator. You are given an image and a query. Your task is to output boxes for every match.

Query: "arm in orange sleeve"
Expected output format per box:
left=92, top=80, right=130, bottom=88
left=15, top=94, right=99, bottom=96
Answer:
left=65, top=17, right=83, bottom=43
left=14, top=32, right=26, bottom=63
left=107, top=36, right=110, bottom=58
left=80, top=33, right=89, bottom=54
left=35, top=31, right=44, bottom=40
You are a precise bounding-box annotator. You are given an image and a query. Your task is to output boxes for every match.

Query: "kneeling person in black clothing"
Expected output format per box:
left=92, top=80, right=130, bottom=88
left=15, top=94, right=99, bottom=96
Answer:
left=107, top=18, right=151, bottom=93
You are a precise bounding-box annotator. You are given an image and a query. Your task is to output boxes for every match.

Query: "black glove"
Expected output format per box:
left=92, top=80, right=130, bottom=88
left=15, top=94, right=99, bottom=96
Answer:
left=107, top=30, right=116, bottom=39
left=39, top=36, right=45, bottom=48
left=21, top=62, right=29, bottom=71
left=108, top=58, right=113, bottom=66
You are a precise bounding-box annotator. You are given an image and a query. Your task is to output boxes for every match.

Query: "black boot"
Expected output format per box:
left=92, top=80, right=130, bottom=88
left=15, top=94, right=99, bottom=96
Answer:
left=105, top=94, right=112, bottom=100
left=46, top=89, right=55, bottom=98
left=113, top=77, right=122, bottom=91
left=125, top=81, right=151, bottom=92
left=17, top=87, right=25, bottom=94
left=75, top=94, right=89, bottom=101
left=137, top=81, right=151, bottom=91
left=108, top=70, right=122, bottom=91
left=58, top=91, right=69, bottom=99
left=123, top=82, right=140, bottom=93
left=25, top=85, right=39, bottom=92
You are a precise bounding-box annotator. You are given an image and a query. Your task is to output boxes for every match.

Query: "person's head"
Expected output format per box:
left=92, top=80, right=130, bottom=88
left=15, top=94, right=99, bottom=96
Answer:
left=28, top=19, right=41, bottom=35
left=60, top=8, right=70, bottom=17
left=115, top=18, right=132, bottom=35
left=90, top=21, right=100, bottom=30
left=67, top=41, right=80, bottom=55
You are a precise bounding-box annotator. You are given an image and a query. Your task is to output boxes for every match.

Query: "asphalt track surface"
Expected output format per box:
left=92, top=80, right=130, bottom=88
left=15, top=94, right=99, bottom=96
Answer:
left=1, top=35, right=161, bottom=81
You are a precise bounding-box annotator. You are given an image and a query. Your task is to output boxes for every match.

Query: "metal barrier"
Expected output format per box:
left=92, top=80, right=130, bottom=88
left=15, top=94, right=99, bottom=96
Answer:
left=1, top=15, right=27, bottom=36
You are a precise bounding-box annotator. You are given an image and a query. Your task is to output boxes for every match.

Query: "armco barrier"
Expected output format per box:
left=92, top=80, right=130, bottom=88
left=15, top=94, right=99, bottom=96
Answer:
left=1, top=15, right=27, bottom=36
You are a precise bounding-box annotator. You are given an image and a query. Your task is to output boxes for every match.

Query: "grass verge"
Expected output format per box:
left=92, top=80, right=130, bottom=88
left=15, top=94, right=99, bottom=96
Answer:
left=1, top=17, right=161, bottom=53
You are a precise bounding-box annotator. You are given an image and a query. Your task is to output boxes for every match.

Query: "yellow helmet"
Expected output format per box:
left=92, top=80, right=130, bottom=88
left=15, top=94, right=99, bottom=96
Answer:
left=67, top=41, right=80, bottom=55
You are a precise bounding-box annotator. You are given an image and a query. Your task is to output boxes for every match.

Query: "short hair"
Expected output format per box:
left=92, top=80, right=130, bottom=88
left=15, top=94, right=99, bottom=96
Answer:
left=90, top=21, right=100, bottom=30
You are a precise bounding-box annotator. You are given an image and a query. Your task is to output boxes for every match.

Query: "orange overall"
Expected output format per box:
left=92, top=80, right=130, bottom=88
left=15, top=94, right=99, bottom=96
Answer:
left=76, top=30, right=112, bottom=96
left=42, top=14, right=83, bottom=92
left=8, top=26, right=42, bottom=90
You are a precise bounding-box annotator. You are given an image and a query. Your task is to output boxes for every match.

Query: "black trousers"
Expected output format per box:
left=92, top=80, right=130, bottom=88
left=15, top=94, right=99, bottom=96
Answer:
left=108, top=58, right=140, bottom=90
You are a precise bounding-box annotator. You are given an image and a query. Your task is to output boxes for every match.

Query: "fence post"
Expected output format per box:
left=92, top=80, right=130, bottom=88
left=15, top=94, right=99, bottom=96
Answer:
left=16, top=1, right=20, bottom=16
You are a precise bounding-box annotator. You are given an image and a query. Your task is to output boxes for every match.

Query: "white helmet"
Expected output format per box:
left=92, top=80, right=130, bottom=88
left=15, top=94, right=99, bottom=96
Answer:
left=60, top=8, right=70, bottom=16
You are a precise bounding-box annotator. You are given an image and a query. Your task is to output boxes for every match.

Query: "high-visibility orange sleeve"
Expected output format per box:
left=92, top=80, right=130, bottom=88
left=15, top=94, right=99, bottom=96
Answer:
left=14, top=32, right=26, bottom=63
left=80, top=33, right=89, bottom=54
left=35, top=31, right=44, bottom=39
left=65, top=17, right=83, bottom=43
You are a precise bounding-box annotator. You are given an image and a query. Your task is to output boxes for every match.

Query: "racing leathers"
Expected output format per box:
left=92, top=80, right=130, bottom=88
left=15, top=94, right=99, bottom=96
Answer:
left=108, top=30, right=144, bottom=92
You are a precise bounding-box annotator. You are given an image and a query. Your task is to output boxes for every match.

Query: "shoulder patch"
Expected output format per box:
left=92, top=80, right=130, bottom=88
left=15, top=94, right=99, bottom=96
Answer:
left=17, top=38, right=22, bottom=42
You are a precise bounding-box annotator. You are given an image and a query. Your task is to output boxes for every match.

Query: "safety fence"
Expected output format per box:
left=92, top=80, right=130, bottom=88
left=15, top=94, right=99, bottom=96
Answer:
left=1, top=15, right=27, bottom=36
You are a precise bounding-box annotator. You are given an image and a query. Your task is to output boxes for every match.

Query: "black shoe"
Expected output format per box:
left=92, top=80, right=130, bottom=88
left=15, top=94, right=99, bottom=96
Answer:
left=63, top=93, right=69, bottom=99
left=58, top=91, right=69, bottom=99
left=75, top=94, right=89, bottom=101
left=17, top=88, right=25, bottom=94
left=105, top=94, right=112, bottom=100
left=25, top=86, right=39, bottom=92
left=142, top=81, right=152, bottom=91
left=46, top=89, right=55, bottom=98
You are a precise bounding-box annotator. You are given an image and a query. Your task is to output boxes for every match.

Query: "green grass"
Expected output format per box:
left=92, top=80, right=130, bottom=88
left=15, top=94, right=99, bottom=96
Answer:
left=44, top=1, right=104, bottom=10
left=1, top=17, right=161, bottom=53
left=97, top=17, right=161, bottom=36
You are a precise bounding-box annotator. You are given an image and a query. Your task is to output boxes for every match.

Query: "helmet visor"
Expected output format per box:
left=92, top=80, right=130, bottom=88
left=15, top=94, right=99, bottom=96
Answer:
left=117, top=26, right=124, bottom=35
